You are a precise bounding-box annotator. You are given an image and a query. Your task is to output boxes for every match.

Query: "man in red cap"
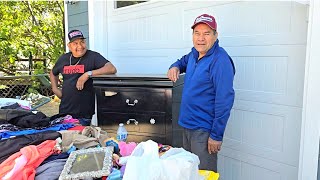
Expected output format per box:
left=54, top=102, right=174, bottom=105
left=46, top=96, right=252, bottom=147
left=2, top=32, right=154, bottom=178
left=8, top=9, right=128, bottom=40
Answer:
left=50, top=29, right=117, bottom=126
left=167, top=14, right=235, bottom=172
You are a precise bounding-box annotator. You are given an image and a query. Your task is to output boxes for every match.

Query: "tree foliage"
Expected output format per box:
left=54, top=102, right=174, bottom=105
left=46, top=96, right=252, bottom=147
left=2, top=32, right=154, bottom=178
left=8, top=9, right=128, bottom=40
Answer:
left=0, top=1, right=64, bottom=75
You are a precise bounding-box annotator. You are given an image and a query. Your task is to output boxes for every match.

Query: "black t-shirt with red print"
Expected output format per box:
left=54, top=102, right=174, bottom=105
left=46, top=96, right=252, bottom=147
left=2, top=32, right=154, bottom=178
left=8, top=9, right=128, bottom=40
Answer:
left=52, top=50, right=109, bottom=118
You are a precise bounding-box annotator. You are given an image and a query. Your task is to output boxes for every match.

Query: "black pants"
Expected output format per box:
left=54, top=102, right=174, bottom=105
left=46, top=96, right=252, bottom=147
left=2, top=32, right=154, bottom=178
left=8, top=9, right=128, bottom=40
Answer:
left=183, top=128, right=218, bottom=172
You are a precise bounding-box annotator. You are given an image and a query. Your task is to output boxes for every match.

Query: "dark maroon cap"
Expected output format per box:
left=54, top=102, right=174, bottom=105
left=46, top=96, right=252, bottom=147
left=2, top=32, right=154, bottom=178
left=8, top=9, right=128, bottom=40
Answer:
left=191, top=14, right=217, bottom=30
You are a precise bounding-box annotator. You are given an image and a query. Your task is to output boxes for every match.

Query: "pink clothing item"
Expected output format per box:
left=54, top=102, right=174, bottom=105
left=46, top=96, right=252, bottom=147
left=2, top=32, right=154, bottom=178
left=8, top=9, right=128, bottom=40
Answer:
left=62, top=118, right=80, bottom=124
left=2, top=155, right=28, bottom=179
left=118, top=141, right=137, bottom=157
left=19, top=104, right=31, bottom=110
left=0, top=140, right=57, bottom=180
left=62, top=115, right=80, bottom=124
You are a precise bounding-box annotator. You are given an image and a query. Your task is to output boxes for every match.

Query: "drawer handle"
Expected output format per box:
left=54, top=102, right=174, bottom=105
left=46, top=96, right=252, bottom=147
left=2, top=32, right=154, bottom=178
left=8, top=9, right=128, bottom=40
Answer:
left=127, top=118, right=139, bottom=125
left=150, top=118, right=156, bottom=125
left=126, top=99, right=138, bottom=106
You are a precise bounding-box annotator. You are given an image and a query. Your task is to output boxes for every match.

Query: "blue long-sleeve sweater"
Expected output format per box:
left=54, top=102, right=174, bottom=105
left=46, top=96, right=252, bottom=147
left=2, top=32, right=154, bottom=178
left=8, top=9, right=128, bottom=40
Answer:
left=170, top=39, right=235, bottom=141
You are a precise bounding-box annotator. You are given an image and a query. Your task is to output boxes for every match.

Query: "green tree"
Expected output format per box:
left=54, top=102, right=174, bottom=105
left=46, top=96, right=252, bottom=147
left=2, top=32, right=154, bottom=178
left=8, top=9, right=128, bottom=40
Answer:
left=0, top=1, right=64, bottom=75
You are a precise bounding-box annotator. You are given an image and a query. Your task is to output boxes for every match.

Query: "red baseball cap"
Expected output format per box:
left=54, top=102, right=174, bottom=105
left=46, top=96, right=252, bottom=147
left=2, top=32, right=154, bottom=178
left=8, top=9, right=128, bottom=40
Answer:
left=191, top=14, right=217, bottom=30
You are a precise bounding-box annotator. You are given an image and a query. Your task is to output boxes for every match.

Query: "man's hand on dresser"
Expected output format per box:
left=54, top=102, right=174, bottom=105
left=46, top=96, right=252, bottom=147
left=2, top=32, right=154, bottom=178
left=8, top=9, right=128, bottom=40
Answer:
left=167, top=67, right=180, bottom=82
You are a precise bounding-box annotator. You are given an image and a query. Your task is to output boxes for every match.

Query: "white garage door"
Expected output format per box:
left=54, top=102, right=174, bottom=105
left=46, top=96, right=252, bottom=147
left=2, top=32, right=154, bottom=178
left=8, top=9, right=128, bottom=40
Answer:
left=104, top=1, right=308, bottom=179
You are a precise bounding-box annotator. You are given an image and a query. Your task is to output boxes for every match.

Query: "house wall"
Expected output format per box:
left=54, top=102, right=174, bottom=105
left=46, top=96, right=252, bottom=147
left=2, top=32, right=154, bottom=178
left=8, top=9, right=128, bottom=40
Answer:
left=66, top=1, right=320, bottom=179
left=66, top=1, right=89, bottom=48
left=88, top=1, right=308, bottom=179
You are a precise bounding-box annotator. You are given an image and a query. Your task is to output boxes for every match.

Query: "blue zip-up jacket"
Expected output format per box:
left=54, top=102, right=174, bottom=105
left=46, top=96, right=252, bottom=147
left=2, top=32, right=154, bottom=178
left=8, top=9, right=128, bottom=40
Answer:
left=170, top=39, right=235, bottom=141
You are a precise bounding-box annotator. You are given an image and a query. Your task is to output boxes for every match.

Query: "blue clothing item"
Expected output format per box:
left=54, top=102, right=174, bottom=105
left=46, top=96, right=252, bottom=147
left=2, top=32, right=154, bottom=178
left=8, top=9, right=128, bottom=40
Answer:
left=107, top=168, right=122, bottom=180
left=41, top=152, right=69, bottom=165
left=78, top=118, right=91, bottom=126
left=0, top=123, right=74, bottom=140
left=35, top=158, right=67, bottom=180
left=66, top=145, right=77, bottom=154
left=170, top=39, right=235, bottom=141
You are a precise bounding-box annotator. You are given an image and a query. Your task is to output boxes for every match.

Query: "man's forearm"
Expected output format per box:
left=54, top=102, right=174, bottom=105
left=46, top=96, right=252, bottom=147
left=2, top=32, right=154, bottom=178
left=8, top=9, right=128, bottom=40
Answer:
left=49, top=70, right=59, bottom=88
left=91, top=62, right=117, bottom=76
left=49, top=70, right=62, bottom=98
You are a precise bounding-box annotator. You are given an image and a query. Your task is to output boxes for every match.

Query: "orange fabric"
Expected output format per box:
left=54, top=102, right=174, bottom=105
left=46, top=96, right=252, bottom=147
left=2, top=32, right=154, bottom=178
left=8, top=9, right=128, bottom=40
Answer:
left=0, top=140, right=57, bottom=180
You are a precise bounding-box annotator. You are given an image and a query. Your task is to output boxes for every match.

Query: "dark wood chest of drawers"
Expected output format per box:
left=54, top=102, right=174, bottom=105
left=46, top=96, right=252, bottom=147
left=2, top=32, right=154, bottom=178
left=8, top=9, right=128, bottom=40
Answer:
left=93, top=74, right=177, bottom=145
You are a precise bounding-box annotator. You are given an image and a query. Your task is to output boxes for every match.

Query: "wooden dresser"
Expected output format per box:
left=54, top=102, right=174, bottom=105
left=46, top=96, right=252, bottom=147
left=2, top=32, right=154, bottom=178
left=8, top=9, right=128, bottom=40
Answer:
left=93, top=74, right=184, bottom=145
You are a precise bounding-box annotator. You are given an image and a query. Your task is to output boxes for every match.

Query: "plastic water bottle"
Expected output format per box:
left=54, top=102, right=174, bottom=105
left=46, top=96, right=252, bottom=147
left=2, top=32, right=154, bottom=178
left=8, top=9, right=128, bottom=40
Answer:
left=116, top=123, right=128, bottom=142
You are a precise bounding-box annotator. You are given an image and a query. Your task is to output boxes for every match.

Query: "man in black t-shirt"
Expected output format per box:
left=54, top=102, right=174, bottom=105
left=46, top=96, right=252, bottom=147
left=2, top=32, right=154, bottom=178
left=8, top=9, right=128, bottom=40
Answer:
left=50, top=29, right=117, bottom=125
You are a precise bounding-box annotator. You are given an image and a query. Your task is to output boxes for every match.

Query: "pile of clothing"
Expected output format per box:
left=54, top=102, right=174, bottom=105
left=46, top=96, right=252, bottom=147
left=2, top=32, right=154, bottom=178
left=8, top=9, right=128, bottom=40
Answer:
left=0, top=102, right=110, bottom=180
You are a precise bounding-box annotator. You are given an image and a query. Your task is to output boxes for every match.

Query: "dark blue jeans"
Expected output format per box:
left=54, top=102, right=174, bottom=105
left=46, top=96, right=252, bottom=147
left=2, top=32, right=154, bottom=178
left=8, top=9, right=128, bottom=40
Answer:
left=183, top=128, right=218, bottom=172
left=78, top=118, right=91, bottom=126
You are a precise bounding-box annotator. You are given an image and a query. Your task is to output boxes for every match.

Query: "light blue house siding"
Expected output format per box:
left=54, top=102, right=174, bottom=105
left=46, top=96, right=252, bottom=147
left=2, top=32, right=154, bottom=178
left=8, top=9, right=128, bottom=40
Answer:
left=67, top=1, right=89, bottom=48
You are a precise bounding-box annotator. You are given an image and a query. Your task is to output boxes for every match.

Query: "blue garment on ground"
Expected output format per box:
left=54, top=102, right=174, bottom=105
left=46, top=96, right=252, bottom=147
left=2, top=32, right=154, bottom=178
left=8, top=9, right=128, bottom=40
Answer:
left=78, top=118, right=91, bottom=126
left=35, top=158, right=67, bottom=180
left=40, top=152, right=69, bottom=165
left=107, top=168, right=122, bottom=180
left=0, top=123, right=74, bottom=140
left=170, top=39, right=235, bottom=141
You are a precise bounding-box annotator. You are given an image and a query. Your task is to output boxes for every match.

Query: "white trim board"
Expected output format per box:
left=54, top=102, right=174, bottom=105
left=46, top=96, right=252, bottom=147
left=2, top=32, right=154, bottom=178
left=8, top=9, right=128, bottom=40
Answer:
left=88, top=0, right=108, bottom=58
left=299, top=0, right=320, bottom=179
left=64, top=0, right=69, bottom=53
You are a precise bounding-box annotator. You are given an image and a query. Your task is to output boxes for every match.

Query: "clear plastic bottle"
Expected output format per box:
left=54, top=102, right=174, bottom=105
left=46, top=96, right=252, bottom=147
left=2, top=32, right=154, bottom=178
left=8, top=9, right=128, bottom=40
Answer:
left=116, top=123, right=128, bottom=142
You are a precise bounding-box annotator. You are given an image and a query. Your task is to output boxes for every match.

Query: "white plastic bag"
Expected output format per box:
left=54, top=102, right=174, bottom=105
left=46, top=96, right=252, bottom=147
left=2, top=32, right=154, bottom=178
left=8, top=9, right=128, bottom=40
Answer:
left=121, top=140, right=203, bottom=180
left=160, top=148, right=202, bottom=180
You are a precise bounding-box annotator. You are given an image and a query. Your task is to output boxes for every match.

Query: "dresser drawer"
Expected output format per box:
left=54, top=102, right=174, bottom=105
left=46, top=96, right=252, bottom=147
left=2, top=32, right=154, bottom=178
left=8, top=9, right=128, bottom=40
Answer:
left=98, top=111, right=166, bottom=135
left=96, top=87, right=167, bottom=112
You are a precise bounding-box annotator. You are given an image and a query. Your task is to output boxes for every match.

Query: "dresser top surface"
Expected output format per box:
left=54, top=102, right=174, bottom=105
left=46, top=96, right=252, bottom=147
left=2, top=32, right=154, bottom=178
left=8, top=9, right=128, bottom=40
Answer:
left=92, top=74, right=186, bottom=88
left=92, top=74, right=171, bottom=81
left=94, top=74, right=167, bottom=78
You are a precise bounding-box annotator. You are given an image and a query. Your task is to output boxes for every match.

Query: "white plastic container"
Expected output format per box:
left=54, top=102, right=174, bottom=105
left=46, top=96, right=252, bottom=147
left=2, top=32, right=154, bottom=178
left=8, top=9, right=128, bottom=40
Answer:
left=117, top=123, right=128, bottom=142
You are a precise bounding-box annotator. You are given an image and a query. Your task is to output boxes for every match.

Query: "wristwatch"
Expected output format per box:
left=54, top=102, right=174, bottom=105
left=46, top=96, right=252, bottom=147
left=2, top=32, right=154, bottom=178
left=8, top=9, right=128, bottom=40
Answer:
left=87, top=71, right=93, bottom=78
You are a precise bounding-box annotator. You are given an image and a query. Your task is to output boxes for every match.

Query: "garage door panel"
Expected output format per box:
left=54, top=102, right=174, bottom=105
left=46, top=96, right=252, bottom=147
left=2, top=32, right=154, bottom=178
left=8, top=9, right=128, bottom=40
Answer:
left=104, top=1, right=307, bottom=179
left=108, top=1, right=308, bottom=49
left=108, top=48, right=191, bottom=74
left=183, top=1, right=307, bottom=46
left=224, top=100, right=302, bottom=166
left=234, top=56, right=288, bottom=94
left=229, top=45, right=305, bottom=107
left=111, top=56, right=171, bottom=74
left=109, top=13, right=169, bottom=44
left=107, top=2, right=185, bottom=49
left=108, top=1, right=182, bottom=16
left=218, top=153, right=297, bottom=180
left=226, top=109, right=285, bottom=152
left=183, top=2, right=293, bottom=34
